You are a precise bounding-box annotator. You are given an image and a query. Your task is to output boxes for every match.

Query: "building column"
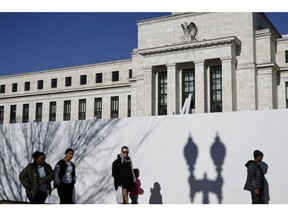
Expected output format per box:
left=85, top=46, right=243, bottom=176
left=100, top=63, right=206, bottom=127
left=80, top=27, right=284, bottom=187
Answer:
left=194, top=60, right=207, bottom=113
left=142, top=66, right=154, bottom=116
left=221, top=57, right=237, bottom=112
left=166, top=63, right=178, bottom=114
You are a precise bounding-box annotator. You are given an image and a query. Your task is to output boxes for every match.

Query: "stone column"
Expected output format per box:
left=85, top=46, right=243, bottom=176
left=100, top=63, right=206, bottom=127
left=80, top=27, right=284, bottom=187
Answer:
left=221, top=57, right=237, bottom=112
left=166, top=63, right=178, bottom=114
left=143, top=66, right=154, bottom=116
left=194, top=60, right=207, bottom=113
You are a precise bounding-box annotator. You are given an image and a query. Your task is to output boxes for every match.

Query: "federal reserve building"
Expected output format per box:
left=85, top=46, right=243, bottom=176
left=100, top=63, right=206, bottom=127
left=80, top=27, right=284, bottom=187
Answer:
left=0, top=12, right=288, bottom=124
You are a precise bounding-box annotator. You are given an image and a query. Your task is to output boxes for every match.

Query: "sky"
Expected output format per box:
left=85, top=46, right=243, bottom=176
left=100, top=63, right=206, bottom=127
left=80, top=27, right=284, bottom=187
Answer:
left=0, top=10, right=287, bottom=76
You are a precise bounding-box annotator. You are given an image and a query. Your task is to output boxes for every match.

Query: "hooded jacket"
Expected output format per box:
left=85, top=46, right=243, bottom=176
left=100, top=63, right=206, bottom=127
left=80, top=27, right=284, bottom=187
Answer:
left=243, top=160, right=265, bottom=192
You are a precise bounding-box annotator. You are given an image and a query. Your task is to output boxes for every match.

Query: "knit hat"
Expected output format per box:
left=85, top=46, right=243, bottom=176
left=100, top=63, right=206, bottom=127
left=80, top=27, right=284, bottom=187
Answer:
left=253, top=150, right=264, bottom=158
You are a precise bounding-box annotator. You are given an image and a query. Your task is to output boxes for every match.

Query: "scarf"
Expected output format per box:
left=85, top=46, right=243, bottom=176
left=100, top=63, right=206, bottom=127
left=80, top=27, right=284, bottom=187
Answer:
left=119, top=154, right=136, bottom=183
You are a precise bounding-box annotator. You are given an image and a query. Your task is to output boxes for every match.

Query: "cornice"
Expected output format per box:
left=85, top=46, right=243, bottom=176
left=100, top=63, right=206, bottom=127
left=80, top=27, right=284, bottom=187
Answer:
left=136, top=36, right=241, bottom=56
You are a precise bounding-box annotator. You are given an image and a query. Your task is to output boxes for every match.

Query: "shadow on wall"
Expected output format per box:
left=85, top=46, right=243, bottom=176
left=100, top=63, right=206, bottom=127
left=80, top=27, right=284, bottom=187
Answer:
left=149, top=182, right=163, bottom=204
left=184, top=132, right=226, bottom=204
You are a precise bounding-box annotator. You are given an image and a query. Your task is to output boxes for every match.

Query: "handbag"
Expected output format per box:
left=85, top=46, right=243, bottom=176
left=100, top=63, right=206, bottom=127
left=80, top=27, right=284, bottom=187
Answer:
left=116, top=186, right=123, bottom=204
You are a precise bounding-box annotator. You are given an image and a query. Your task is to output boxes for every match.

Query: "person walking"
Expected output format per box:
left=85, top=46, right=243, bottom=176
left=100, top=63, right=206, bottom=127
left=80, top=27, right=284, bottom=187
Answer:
left=19, top=151, right=54, bottom=204
left=129, top=168, right=144, bottom=204
left=112, top=146, right=136, bottom=204
left=54, top=148, right=76, bottom=204
left=244, top=150, right=265, bottom=204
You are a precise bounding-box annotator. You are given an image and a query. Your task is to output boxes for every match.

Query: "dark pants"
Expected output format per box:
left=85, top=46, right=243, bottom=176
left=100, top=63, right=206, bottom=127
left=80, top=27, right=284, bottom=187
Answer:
left=251, top=191, right=264, bottom=204
left=57, top=183, right=74, bottom=204
left=27, top=190, right=47, bottom=204
left=129, top=194, right=139, bottom=204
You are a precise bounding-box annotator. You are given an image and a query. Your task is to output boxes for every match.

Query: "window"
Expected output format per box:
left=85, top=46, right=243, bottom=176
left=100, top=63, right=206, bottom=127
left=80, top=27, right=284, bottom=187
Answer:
left=10, top=105, right=16, bottom=123
left=158, top=72, right=167, bottom=115
left=12, top=83, right=18, bottom=92
left=35, top=103, right=42, bottom=122
left=38, top=80, right=44, bottom=90
left=0, top=85, right=5, bottom=93
left=63, top=100, right=71, bottom=121
left=128, top=95, right=131, bottom=117
left=94, top=98, right=102, bottom=119
left=182, top=69, right=195, bottom=110
left=65, top=77, right=72, bottom=87
left=111, top=96, right=119, bottom=118
left=51, top=78, right=57, bottom=88
left=210, top=65, right=222, bottom=113
left=286, top=50, right=288, bottom=63
left=78, top=99, right=86, bottom=120
left=49, top=101, right=57, bottom=121
left=286, top=82, right=288, bottom=108
left=0, top=106, right=4, bottom=124
left=80, top=75, right=87, bottom=85
left=129, top=69, right=132, bottom=79
left=96, top=73, right=103, bottom=83
left=24, top=82, right=30, bottom=91
left=112, top=71, right=119, bottom=82
left=22, top=104, right=29, bottom=123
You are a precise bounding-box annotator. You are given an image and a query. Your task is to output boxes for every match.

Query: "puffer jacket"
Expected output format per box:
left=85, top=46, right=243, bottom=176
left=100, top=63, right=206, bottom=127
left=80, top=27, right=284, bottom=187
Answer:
left=19, top=162, right=54, bottom=198
left=243, top=160, right=264, bottom=192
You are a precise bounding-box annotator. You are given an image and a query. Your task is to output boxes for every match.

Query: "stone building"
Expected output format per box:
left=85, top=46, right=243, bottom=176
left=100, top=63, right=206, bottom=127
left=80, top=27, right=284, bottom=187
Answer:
left=0, top=12, right=288, bottom=124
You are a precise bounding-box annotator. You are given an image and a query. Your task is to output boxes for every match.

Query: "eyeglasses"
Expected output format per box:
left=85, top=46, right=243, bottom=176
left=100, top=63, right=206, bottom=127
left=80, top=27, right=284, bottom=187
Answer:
left=122, top=151, right=129, bottom=154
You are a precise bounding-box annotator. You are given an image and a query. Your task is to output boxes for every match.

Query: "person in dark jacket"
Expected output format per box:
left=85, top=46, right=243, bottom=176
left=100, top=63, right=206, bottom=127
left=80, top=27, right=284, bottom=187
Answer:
left=112, top=146, right=136, bottom=204
left=243, top=150, right=265, bottom=204
left=54, top=148, right=76, bottom=204
left=19, top=151, right=54, bottom=204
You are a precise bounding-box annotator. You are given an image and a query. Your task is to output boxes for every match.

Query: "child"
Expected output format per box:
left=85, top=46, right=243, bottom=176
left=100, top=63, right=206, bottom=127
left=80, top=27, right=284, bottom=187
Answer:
left=129, top=168, right=144, bottom=204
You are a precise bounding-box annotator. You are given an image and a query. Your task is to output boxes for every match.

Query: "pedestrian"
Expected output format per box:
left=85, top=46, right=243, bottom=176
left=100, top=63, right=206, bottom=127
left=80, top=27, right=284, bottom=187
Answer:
left=19, top=151, right=54, bottom=204
left=129, top=168, right=144, bottom=204
left=54, top=148, right=76, bottom=204
left=243, top=150, right=265, bottom=204
left=112, top=146, right=136, bottom=204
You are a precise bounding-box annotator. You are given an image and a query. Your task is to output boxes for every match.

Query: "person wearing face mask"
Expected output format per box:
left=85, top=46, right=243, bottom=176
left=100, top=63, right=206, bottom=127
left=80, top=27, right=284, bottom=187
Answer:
left=54, top=148, right=76, bottom=204
left=19, top=151, right=54, bottom=204
left=112, top=146, right=136, bottom=204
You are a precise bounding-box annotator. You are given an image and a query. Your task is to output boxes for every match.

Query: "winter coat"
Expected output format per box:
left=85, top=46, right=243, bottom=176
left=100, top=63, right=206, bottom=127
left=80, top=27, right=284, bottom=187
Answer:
left=54, top=159, right=76, bottom=187
left=243, top=160, right=265, bottom=192
left=130, top=178, right=144, bottom=196
left=112, top=154, right=135, bottom=190
left=19, top=162, right=54, bottom=198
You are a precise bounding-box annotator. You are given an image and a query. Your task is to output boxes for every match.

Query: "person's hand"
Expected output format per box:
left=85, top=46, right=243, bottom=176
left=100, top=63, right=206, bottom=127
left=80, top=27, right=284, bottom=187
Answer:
left=38, top=179, right=45, bottom=186
left=254, top=188, right=260, bottom=196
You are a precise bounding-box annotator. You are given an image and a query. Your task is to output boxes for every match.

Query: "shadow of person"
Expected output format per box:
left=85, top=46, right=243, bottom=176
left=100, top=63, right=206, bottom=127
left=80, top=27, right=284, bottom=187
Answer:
left=149, top=182, right=163, bottom=204
left=260, top=161, right=270, bottom=204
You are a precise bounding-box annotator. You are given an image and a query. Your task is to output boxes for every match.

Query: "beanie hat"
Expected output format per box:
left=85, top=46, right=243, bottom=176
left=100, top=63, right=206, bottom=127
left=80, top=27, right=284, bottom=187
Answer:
left=254, top=150, right=264, bottom=159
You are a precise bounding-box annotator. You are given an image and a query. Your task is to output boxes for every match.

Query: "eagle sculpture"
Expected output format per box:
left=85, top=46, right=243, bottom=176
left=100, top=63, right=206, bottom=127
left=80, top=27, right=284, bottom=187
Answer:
left=181, top=22, right=198, bottom=41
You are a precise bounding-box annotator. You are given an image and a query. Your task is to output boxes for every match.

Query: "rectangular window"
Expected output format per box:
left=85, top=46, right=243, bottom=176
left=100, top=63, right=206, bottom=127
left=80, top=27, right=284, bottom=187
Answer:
left=111, top=96, right=119, bottom=118
left=129, top=69, right=132, bottom=79
left=182, top=69, right=195, bottom=110
left=12, top=83, right=18, bottom=92
left=38, top=80, right=44, bottom=90
left=0, top=106, right=4, bottom=124
left=286, top=82, right=288, bottom=108
left=51, top=78, right=57, bottom=88
left=22, top=104, right=29, bottom=123
left=10, top=105, right=17, bottom=123
left=0, top=85, right=5, bottom=93
left=127, top=95, right=131, bottom=117
left=35, top=103, right=42, bottom=122
left=112, top=71, right=119, bottom=82
left=210, top=65, right=222, bottom=113
left=96, top=73, right=103, bottom=83
left=63, top=100, right=71, bottom=121
left=78, top=99, right=86, bottom=120
left=80, top=75, right=87, bottom=85
left=158, top=72, right=167, bottom=115
left=24, top=82, right=30, bottom=91
left=94, top=98, right=102, bottom=119
left=49, top=101, right=57, bottom=121
left=65, top=77, right=72, bottom=87
left=285, top=50, right=288, bottom=63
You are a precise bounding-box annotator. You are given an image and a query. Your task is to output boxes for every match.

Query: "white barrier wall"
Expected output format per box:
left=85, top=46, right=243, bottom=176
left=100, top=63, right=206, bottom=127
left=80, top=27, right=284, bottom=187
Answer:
left=1, top=109, right=288, bottom=204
